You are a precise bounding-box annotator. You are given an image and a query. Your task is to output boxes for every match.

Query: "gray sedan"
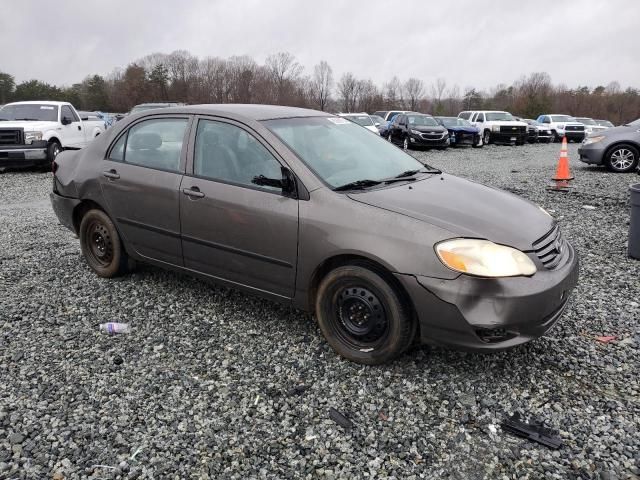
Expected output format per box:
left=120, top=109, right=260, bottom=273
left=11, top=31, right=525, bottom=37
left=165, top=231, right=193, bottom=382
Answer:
left=578, top=118, right=640, bottom=172
left=50, top=105, right=579, bottom=364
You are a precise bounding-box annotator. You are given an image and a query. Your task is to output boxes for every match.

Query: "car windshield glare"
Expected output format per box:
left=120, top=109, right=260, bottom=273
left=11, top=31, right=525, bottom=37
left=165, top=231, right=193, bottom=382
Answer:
left=345, top=115, right=374, bottom=127
left=264, top=117, right=429, bottom=189
left=0, top=104, right=59, bottom=122
left=486, top=112, right=514, bottom=121
left=407, top=115, right=438, bottom=126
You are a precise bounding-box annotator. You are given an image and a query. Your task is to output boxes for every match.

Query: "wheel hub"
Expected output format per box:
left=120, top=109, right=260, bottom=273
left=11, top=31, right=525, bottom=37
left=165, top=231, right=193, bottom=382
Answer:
left=88, top=223, right=113, bottom=264
left=337, top=287, right=387, bottom=343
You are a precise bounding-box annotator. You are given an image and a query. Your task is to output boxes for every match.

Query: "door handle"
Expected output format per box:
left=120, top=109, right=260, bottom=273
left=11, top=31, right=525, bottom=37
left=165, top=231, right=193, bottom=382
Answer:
left=182, top=187, right=205, bottom=198
left=102, top=169, right=120, bottom=179
left=77, top=125, right=82, bottom=131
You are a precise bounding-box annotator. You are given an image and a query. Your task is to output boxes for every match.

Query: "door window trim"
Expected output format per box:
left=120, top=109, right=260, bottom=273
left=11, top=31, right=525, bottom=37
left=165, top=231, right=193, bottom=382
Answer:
left=185, top=115, right=296, bottom=197
left=104, top=114, right=194, bottom=174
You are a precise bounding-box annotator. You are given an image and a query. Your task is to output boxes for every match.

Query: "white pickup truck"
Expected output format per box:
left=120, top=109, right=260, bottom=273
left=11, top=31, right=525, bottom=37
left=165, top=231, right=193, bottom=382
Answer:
left=0, top=101, right=105, bottom=170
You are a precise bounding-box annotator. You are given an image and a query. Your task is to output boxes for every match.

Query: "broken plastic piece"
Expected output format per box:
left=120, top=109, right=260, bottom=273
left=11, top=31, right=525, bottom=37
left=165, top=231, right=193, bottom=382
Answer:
left=99, top=323, right=130, bottom=334
left=595, top=335, right=616, bottom=343
left=329, top=408, right=353, bottom=429
left=501, top=413, right=562, bottom=449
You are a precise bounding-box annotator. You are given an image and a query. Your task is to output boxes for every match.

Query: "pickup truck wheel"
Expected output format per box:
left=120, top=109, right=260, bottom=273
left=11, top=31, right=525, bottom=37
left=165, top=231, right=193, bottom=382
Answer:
left=315, top=263, right=415, bottom=365
left=551, top=131, right=559, bottom=143
left=483, top=130, right=491, bottom=145
left=79, top=209, right=128, bottom=278
left=604, top=144, right=639, bottom=173
left=47, top=141, right=62, bottom=163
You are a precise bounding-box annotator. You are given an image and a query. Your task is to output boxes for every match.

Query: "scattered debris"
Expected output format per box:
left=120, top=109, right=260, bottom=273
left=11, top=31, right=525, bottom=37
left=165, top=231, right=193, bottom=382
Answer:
left=378, top=411, right=388, bottom=421
left=286, top=384, right=309, bottom=396
left=130, top=445, right=144, bottom=461
left=501, top=413, right=562, bottom=449
left=254, top=394, right=260, bottom=405
left=99, top=322, right=130, bottom=334
left=113, top=356, right=123, bottom=366
left=595, top=336, right=617, bottom=343
left=582, top=205, right=597, bottom=210
left=329, top=408, right=353, bottom=429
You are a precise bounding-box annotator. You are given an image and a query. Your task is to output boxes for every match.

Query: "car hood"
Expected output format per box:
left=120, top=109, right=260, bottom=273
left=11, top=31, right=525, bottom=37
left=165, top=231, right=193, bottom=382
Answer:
left=0, top=120, right=58, bottom=131
left=598, top=125, right=636, bottom=136
left=410, top=125, right=447, bottom=133
left=447, top=126, right=478, bottom=133
left=348, top=174, right=554, bottom=251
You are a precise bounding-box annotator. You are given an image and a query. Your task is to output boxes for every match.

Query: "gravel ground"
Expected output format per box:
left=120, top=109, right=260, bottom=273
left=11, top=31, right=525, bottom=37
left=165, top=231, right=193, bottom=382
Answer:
left=0, top=143, right=639, bottom=479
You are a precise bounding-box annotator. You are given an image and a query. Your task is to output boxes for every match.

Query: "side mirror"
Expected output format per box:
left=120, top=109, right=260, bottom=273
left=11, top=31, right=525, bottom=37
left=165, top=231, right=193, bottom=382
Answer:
left=252, top=168, right=298, bottom=198
left=81, top=116, right=89, bottom=121
left=61, top=116, right=72, bottom=125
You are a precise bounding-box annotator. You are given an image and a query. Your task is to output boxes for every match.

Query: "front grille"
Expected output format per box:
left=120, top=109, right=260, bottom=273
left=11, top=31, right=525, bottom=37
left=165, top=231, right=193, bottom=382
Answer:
left=420, top=132, right=445, bottom=140
left=455, top=132, right=474, bottom=144
left=565, top=125, right=584, bottom=132
left=0, top=128, right=23, bottom=146
left=499, top=126, right=526, bottom=134
left=532, top=224, right=568, bottom=270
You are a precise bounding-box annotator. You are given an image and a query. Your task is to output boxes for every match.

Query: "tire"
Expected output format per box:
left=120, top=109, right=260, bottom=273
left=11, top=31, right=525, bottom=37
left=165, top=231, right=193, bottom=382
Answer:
left=315, top=262, right=415, bottom=365
left=604, top=144, right=639, bottom=173
left=79, top=209, right=128, bottom=278
left=387, top=134, right=393, bottom=143
left=403, top=137, right=410, bottom=150
left=47, top=141, right=62, bottom=163
left=483, top=130, right=491, bottom=145
left=551, top=131, right=559, bottom=143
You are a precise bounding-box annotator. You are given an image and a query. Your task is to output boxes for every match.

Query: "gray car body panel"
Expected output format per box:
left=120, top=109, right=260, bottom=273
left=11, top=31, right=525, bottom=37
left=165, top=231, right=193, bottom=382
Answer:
left=578, top=124, right=640, bottom=165
left=51, top=104, right=579, bottom=351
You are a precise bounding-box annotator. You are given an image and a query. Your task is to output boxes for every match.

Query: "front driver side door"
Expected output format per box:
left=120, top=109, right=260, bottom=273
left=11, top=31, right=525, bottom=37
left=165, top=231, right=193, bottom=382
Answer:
left=60, top=105, right=85, bottom=148
left=179, top=117, right=299, bottom=299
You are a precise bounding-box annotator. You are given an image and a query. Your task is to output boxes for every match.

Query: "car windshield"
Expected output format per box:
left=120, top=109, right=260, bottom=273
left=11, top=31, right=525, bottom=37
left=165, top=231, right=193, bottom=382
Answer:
left=0, top=104, right=59, bottom=122
left=407, top=115, right=439, bottom=126
left=625, top=118, right=640, bottom=127
left=264, top=117, right=429, bottom=189
left=344, top=115, right=374, bottom=127
left=577, top=118, right=596, bottom=125
left=597, top=120, right=614, bottom=127
left=551, top=115, right=576, bottom=122
left=485, top=112, right=515, bottom=121
left=438, top=117, right=471, bottom=127
left=370, top=115, right=386, bottom=125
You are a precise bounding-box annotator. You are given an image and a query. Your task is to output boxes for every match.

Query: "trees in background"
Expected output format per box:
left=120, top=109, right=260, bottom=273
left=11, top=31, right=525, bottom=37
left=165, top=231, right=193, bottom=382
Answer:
left=1, top=54, right=638, bottom=124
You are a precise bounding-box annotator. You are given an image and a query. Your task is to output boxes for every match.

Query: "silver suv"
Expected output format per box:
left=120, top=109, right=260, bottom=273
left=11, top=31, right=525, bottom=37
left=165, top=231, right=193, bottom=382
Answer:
left=578, top=118, right=640, bottom=172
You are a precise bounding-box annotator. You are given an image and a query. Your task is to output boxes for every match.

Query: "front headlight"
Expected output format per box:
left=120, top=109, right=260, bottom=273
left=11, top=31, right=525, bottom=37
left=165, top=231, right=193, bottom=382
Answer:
left=24, top=131, right=43, bottom=144
left=410, top=129, right=421, bottom=135
left=492, top=125, right=501, bottom=132
left=436, top=239, right=537, bottom=277
left=583, top=135, right=605, bottom=146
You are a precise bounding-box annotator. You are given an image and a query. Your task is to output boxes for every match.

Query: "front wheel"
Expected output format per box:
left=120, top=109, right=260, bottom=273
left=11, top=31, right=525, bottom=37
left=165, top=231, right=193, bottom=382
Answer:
left=483, top=130, right=491, bottom=145
left=79, top=209, right=129, bottom=278
left=387, top=134, right=393, bottom=143
left=551, top=131, right=559, bottom=143
left=604, top=144, right=639, bottom=173
left=47, top=141, right=62, bottom=163
left=315, top=263, right=415, bottom=364
left=403, top=137, right=410, bottom=150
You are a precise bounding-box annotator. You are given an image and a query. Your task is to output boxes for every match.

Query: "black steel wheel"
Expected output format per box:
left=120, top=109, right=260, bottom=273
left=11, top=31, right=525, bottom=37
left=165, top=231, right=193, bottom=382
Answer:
left=79, top=209, right=128, bottom=277
left=315, top=262, right=415, bottom=364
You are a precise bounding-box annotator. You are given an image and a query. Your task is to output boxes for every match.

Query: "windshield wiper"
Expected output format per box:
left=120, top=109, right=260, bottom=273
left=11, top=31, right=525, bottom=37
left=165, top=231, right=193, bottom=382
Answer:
left=14, top=118, right=40, bottom=121
left=333, top=179, right=382, bottom=191
left=393, top=167, right=442, bottom=177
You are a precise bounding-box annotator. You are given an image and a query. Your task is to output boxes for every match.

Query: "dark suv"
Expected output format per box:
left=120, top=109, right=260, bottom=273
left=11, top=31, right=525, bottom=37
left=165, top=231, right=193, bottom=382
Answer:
left=387, top=113, right=449, bottom=150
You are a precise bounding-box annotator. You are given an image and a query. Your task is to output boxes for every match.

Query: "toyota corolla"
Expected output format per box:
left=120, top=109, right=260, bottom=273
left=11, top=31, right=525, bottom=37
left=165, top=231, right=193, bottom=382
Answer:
left=50, top=105, right=579, bottom=364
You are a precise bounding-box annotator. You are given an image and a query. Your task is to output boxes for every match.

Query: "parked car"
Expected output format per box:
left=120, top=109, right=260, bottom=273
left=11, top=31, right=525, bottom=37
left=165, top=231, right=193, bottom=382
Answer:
left=0, top=101, right=106, bottom=170
left=337, top=113, right=380, bottom=134
left=388, top=113, right=449, bottom=149
left=575, top=117, right=608, bottom=136
left=522, top=119, right=553, bottom=143
left=595, top=119, right=615, bottom=128
left=515, top=117, right=539, bottom=143
left=459, top=111, right=527, bottom=145
left=435, top=116, right=482, bottom=147
left=370, top=114, right=391, bottom=136
left=373, top=110, right=411, bottom=122
left=129, top=102, right=187, bottom=115
left=578, top=118, right=640, bottom=172
left=536, top=114, right=585, bottom=143
left=49, top=104, right=579, bottom=364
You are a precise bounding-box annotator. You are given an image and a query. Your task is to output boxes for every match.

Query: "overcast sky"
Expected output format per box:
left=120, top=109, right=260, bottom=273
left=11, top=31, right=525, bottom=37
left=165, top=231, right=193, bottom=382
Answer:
left=2, top=0, right=638, bottom=91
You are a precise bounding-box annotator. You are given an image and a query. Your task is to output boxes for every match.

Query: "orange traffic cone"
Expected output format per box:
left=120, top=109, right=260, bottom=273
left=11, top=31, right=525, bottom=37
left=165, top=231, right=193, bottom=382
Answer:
left=549, top=137, right=574, bottom=191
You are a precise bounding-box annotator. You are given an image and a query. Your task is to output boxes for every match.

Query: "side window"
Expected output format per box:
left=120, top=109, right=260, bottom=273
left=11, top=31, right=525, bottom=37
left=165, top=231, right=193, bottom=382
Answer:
left=124, top=118, right=187, bottom=172
left=109, top=133, right=127, bottom=161
left=194, top=120, right=283, bottom=193
left=61, top=106, right=78, bottom=123
left=476, top=113, right=485, bottom=122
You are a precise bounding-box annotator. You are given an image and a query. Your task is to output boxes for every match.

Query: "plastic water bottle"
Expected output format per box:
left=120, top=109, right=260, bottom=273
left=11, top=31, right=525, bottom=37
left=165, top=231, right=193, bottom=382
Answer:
left=99, top=322, right=130, bottom=334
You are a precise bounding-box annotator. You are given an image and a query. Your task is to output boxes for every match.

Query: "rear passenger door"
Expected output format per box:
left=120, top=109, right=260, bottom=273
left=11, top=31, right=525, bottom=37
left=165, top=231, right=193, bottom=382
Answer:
left=99, top=116, right=191, bottom=266
left=179, top=117, right=299, bottom=299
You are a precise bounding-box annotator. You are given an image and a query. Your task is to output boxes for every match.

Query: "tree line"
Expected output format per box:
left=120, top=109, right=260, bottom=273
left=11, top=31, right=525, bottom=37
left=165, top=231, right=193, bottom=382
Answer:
left=1, top=50, right=638, bottom=124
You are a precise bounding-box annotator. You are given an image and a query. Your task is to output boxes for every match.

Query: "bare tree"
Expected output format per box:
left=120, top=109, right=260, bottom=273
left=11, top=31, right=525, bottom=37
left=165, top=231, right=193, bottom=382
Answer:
left=265, top=52, right=303, bottom=104
left=311, top=60, right=333, bottom=111
left=384, top=76, right=403, bottom=108
left=404, top=78, right=425, bottom=111
left=338, top=72, right=359, bottom=112
left=430, top=78, right=447, bottom=114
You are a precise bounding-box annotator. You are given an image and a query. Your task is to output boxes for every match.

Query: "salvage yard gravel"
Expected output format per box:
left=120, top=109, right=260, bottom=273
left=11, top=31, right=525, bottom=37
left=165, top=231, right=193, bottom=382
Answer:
left=0, top=142, right=638, bottom=479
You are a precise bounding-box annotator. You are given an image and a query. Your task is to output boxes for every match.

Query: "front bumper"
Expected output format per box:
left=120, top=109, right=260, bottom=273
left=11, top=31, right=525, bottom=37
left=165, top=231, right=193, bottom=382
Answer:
left=50, top=192, right=81, bottom=234
left=0, top=142, right=48, bottom=167
left=491, top=132, right=527, bottom=144
left=578, top=142, right=606, bottom=165
left=562, top=131, right=585, bottom=142
left=449, top=131, right=479, bottom=147
left=396, top=242, right=579, bottom=351
left=410, top=133, right=449, bottom=147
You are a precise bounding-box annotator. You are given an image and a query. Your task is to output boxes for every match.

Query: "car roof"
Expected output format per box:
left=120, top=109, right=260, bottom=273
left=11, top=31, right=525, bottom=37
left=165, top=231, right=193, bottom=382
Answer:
left=5, top=101, right=69, bottom=106
left=137, top=104, right=331, bottom=121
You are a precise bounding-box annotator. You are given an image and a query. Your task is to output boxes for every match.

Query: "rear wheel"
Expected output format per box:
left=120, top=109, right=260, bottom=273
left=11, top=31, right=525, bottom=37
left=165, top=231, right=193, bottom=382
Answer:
left=79, top=209, right=128, bottom=277
left=604, top=144, right=639, bottom=173
left=315, top=263, right=415, bottom=364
